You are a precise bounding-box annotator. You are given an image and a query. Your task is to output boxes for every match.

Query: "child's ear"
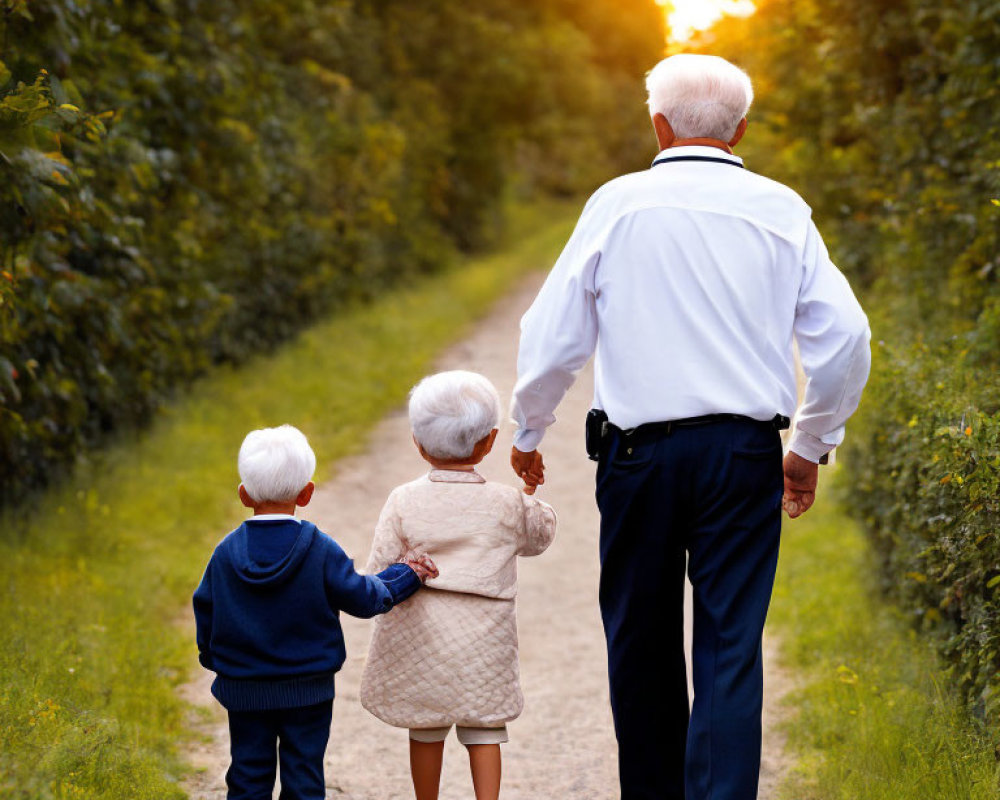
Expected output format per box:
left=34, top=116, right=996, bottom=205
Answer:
left=238, top=484, right=256, bottom=509
left=413, top=435, right=432, bottom=464
left=296, top=481, right=315, bottom=508
left=477, top=428, right=499, bottom=458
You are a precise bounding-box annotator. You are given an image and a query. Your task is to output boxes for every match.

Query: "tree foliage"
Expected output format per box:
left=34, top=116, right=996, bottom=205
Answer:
left=0, top=0, right=665, bottom=505
left=694, top=0, right=1000, bottom=724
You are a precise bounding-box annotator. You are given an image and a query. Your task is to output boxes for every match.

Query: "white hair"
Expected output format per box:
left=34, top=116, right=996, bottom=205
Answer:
left=645, top=54, right=753, bottom=141
left=238, top=424, right=316, bottom=503
left=409, top=371, right=501, bottom=460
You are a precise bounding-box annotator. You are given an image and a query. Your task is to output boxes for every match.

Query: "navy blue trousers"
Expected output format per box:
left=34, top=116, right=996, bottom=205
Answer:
left=226, top=701, right=332, bottom=800
left=596, top=419, right=782, bottom=800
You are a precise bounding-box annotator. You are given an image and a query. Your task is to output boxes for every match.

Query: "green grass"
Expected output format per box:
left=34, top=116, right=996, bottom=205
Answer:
left=772, top=467, right=1000, bottom=799
left=0, top=199, right=578, bottom=800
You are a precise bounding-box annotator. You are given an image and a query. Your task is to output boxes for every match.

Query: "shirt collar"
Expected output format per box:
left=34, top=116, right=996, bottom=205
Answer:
left=247, top=513, right=301, bottom=523
left=427, top=469, right=486, bottom=484
left=651, top=145, right=744, bottom=169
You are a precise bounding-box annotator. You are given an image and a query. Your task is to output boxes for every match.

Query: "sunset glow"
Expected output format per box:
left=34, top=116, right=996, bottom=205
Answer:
left=657, top=0, right=757, bottom=42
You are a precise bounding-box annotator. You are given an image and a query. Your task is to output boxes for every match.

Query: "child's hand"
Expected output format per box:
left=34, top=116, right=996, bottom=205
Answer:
left=403, top=554, right=439, bottom=582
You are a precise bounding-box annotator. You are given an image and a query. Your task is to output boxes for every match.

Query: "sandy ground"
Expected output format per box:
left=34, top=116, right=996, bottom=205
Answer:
left=180, top=272, right=795, bottom=799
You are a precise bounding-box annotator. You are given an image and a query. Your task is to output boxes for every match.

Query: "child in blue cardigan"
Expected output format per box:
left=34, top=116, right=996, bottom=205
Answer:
left=193, top=424, right=437, bottom=800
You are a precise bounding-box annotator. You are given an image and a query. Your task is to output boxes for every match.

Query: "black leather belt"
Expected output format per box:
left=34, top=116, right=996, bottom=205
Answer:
left=610, top=413, right=790, bottom=446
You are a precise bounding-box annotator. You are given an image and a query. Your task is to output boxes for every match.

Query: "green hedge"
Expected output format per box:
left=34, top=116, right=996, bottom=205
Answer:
left=694, top=0, right=1000, bottom=725
left=848, top=334, right=1000, bottom=717
left=0, top=0, right=664, bottom=507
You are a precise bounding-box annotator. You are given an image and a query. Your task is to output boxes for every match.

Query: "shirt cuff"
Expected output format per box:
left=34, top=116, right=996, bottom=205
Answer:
left=787, top=428, right=833, bottom=464
left=513, top=428, right=543, bottom=453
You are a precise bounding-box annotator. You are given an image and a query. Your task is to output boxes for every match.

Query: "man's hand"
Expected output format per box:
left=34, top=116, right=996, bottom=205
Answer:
left=511, top=447, right=545, bottom=495
left=404, top=555, right=439, bottom=583
left=782, top=451, right=819, bottom=518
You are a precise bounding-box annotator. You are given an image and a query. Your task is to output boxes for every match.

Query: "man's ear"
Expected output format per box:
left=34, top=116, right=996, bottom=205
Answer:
left=296, top=481, right=315, bottom=508
left=652, top=112, right=675, bottom=151
left=729, top=117, right=748, bottom=148
left=238, top=484, right=255, bottom=509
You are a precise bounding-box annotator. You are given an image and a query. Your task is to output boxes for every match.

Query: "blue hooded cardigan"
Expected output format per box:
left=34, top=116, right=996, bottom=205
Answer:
left=192, top=518, right=420, bottom=711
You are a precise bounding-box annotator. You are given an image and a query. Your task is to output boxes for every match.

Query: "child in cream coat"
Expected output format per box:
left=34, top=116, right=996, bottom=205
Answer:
left=361, top=370, right=557, bottom=800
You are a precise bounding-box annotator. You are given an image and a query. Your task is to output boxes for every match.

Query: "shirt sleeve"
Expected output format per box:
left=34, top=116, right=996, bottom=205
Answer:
left=514, top=493, right=557, bottom=557
left=789, top=219, right=872, bottom=463
left=192, top=562, right=214, bottom=671
left=511, top=197, right=603, bottom=452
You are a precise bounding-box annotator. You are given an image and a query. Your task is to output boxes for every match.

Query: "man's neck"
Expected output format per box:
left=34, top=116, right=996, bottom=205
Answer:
left=252, top=502, right=297, bottom=515
left=665, top=138, right=733, bottom=154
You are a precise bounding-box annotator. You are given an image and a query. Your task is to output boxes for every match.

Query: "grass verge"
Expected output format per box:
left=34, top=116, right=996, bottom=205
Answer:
left=0, top=199, right=578, bottom=799
left=772, top=467, right=1000, bottom=799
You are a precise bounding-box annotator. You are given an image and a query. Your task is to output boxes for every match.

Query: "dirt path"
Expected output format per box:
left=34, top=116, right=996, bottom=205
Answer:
left=181, top=272, right=795, bottom=799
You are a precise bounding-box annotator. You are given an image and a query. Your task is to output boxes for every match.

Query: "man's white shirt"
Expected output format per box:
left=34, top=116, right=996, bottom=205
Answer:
left=511, top=145, right=871, bottom=463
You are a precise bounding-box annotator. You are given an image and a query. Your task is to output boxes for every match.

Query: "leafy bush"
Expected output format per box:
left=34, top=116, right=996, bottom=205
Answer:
left=769, top=474, right=998, bottom=799
left=848, top=338, right=1000, bottom=718
left=0, top=0, right=665, bottom=506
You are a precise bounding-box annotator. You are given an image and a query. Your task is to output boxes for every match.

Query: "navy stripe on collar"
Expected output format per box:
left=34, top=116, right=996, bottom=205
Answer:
left=651, top=155, right=744, bottom=169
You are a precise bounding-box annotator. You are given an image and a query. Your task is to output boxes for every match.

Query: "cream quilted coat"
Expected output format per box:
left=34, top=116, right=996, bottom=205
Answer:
left=360, top=468, right=557, bottom=729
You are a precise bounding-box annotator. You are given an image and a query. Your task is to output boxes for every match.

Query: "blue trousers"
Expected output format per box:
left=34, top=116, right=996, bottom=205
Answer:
left=596, top=419, right=782, bottom=800
left=226, top=701, right=332, bottom=800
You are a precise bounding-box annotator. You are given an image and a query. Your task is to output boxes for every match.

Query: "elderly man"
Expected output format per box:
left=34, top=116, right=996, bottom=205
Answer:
left=510, top=54, right=870, bottom=799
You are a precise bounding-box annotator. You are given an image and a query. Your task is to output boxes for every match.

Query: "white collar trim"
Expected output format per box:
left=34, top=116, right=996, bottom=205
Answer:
left=652, top=145, right=744, bottom=167
left=427, top=469, right=486, bottom=484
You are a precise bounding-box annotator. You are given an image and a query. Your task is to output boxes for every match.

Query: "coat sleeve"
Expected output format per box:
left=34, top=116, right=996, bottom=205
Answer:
left=365, top=491, right=407, bottom=574
left=514, top=492, right=557, bottom=557
left=192, top=562, right=214, bottom=670
left=789, top=219, right=872, bottom=463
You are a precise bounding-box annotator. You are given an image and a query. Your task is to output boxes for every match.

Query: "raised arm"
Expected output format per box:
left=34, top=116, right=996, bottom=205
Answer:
left=324, top=536, right=422, bottom=619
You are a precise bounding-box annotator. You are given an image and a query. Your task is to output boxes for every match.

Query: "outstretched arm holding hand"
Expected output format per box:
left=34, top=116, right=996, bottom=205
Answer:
left=510, top=448, right=545, bottom=495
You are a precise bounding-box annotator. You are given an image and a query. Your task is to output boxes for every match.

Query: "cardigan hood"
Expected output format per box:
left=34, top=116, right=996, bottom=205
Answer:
left=226, top=519, right=317, bottom=588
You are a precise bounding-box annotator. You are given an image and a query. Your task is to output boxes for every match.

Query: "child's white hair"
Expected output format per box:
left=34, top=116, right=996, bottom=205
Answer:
left=409, top=371, right=501, bottom=460
left=645, top=53, right=753, bottom=141
left=238, top=424, right=316, bottom=503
